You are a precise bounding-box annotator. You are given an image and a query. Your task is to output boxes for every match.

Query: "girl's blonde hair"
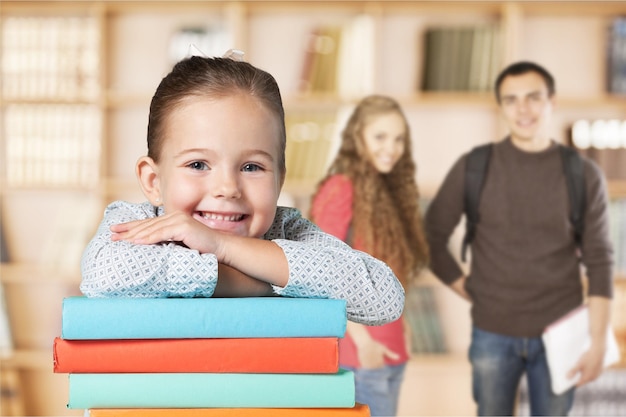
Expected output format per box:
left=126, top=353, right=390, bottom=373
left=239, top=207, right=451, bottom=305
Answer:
left=315, top=95, right=429, bottom=287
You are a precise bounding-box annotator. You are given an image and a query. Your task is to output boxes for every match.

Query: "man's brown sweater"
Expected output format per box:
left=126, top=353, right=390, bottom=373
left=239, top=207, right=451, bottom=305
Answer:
left=425, top=138, right=613, bottom=337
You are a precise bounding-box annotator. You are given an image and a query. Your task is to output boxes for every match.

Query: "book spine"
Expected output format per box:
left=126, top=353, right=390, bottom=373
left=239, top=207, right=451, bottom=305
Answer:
left=62, top=296, right=347, bottom=339
left=68, top=370, right=355, bottom=409
left=53, top=337, right=339, bottom=374
left=86, top=404, right=371, bottom=417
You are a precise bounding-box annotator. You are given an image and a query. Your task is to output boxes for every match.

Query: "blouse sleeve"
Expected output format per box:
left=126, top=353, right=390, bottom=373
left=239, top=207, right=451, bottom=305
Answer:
left=266, top=207, right=405, bottom=326
left=80, top=201, right=219, bottom=298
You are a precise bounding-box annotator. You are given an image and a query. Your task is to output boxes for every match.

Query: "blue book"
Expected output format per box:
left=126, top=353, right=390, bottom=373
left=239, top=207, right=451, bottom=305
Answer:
left=61, top=296, right=347, bottom=340
left=68, top=370, right=355, bottom=409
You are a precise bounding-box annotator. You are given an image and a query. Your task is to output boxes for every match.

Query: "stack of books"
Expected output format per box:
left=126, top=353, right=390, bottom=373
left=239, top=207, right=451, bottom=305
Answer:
left=54, top=296, right=369, bottom=416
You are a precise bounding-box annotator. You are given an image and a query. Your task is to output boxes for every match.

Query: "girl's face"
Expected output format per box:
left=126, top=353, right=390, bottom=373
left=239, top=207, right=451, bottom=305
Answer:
left=148, top=93, right=283, bottom=238
left=361, top=111, right=406, bottom=174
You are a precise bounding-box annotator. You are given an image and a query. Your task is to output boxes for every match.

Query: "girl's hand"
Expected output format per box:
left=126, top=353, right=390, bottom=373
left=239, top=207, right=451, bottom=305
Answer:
left=110, top=211, right=289, bottom=288
left=110, top=211, right=226, bottom=257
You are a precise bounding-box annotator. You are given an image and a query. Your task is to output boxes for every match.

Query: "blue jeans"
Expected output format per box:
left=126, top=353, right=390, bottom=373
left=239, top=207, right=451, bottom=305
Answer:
left=342, top=363, right=406, bottom=417
left=469, top=326, right=575, bottom=416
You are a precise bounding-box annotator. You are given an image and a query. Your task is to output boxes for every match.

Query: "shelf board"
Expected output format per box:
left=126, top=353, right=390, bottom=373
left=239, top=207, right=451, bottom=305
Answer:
left=4, top=0, right=623, bottom=17
left=520, top=1, right=626, bottom=17
left=18, top=90, right=622, bottom=112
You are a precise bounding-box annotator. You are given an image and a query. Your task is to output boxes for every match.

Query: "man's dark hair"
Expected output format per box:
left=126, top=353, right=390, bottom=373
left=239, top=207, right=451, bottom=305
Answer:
left=494, top=61, right=555, bottom=103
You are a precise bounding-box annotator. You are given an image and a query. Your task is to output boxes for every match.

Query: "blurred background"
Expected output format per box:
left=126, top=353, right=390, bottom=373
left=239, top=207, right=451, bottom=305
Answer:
left=0, top=1, right=625, bottom=415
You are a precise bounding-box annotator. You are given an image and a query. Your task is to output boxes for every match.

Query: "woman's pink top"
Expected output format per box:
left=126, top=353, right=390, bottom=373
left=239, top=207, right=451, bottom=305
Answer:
left=310, top=174, right=409, bottom=368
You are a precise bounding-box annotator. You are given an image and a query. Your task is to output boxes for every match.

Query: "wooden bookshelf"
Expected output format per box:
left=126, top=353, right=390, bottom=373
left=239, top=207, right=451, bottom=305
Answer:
left=2, top=1, right=626, bottom=415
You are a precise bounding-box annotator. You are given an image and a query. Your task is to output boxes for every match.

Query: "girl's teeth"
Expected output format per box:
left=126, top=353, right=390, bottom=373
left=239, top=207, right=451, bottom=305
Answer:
left=202, top=212, right=242, bottom=222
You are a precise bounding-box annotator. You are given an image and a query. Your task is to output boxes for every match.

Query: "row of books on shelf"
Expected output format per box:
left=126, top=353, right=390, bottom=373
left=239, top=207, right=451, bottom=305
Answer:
left=2, top=104, right=342, bottom=189
left=3, top=13, right=625, bottom=102
left=421, top=25, right=502, bottom=92
left=284, top=108, right=343, bottom=185
left=55, top=296, right=370, bottom=415
left=608, top=17, right=626, bottom=95
left=570, top=119, right=626, bottom=181
left=4, top=104, right=102, bottom=187
left=574, top=147, right=626, bottom=182
left=299, top=16, right=375, bottom=98
left=1, top=16, right=101, bottom=100
left=404, top=285, right=447, bottom=354
left=299, top=20, right=502, bottom=96
left=297, top=16, right=626, bottom=95
left=571, top=119, right=626, bottom=151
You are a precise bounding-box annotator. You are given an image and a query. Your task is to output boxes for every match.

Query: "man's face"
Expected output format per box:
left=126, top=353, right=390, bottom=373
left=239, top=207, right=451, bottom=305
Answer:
left=498, top=71, right=554, bottom=145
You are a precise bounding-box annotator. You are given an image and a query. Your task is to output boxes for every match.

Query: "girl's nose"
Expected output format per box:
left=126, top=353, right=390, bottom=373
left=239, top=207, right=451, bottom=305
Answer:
left=211, top=171, right=242, bottom=199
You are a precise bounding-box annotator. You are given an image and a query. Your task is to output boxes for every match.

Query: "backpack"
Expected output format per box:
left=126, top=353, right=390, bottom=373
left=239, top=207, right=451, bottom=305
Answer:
left=461, top=143, right=586, bottom=262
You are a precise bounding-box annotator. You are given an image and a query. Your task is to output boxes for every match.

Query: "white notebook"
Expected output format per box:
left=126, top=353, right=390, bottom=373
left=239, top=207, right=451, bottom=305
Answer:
left=542, top=304, right=620, bottom=395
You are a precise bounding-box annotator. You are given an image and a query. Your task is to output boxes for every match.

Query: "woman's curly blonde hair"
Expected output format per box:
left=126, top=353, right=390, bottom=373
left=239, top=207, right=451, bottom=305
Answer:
left=314, top=95, right=429, bottom=288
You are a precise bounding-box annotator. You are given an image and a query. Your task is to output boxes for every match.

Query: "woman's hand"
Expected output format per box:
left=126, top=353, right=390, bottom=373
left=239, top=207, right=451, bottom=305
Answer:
left=348, top=321, right=399, bottom=369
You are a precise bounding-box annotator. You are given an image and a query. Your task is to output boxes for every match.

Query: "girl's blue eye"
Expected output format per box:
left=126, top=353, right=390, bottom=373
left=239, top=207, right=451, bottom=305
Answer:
left=188, top=161, right=208, bottom=170
left=242, top=163, right=262, bottom=172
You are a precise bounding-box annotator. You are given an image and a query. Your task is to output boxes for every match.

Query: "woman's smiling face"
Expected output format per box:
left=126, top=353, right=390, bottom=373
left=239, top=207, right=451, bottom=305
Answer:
left=362, top=111, right=407, bottom=174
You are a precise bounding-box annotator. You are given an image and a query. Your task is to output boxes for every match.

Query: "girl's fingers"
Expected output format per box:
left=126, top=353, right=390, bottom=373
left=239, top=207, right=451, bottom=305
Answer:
left=111, top=213, right=196, bottom=244
left=111, top=217, right=171, bottom=243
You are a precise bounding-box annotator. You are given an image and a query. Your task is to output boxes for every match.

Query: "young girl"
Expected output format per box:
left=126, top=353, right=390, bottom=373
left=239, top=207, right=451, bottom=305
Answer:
left=80, top=56, right=404, bottom=326
left=310, top=95, right=429, bottom=416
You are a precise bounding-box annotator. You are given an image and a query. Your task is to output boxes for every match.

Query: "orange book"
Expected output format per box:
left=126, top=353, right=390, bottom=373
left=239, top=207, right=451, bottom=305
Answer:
left=53, top=337, right=338, bottom=374
left=86, top=404, right=370, bottom=416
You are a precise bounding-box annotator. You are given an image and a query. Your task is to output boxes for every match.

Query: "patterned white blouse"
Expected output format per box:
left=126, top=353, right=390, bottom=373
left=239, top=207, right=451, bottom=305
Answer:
left=80, top=201, right=405, bottom=326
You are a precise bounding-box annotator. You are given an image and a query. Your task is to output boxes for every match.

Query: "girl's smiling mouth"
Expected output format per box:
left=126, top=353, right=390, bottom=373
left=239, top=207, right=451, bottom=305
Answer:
left=197, top=211, right=246, bottom=222
left=193, top=211, right=249, bottom=235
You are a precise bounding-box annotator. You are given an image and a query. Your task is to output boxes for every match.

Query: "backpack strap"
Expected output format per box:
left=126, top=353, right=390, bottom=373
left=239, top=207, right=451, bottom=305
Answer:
left=559, top=145, right=586, bottom=248
left=462, top=143, right=493, bottom=262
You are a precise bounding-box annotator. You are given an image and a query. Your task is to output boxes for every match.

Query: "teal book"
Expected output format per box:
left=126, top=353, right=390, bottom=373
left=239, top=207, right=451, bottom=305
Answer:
left=62, top=296, right=347, bottom=340
left=67, top=370, right=355, bottom=409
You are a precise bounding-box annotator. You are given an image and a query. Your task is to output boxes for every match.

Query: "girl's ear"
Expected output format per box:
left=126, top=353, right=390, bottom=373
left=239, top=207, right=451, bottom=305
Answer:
left=136, top=156, right=161, bottom=206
